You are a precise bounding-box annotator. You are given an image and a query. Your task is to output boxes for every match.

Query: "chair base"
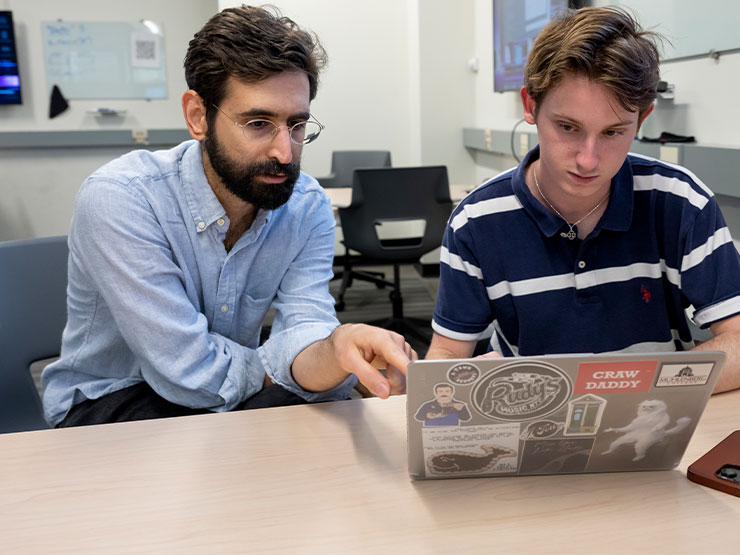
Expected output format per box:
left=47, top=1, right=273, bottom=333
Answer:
left=333, top=265, right=392, bottom=312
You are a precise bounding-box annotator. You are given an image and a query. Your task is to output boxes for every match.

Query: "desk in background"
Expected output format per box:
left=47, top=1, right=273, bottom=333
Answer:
left=1, top=391, right=738, bottom=554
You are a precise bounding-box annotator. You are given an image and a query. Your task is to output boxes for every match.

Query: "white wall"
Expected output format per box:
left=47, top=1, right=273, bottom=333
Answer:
left=3, top=0, right=739, bottom=241
left=0, top=0, right=219, bottom=241
left=470, top=0, right=740, bottom=176
left=219, top=0, right=476, bottom=184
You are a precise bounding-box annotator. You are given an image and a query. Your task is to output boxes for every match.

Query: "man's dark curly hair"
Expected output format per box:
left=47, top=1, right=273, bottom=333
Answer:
left=184, top=4, right=327, bottom=125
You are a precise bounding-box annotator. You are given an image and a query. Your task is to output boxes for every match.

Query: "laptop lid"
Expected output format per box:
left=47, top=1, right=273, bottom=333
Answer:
left=406, top=351, right=725, bottom=480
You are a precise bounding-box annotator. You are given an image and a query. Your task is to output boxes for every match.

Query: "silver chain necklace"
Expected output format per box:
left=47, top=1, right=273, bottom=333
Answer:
left=533, top=165, right=610, bottom=240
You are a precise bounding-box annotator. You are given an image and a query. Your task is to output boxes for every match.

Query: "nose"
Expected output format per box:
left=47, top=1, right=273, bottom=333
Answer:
left=266, top=126, right=294, bottom=164
left=575, top=135, right=599, bottom=173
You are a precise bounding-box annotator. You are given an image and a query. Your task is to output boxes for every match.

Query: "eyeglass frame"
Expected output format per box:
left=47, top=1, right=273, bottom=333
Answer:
left=211, top=104, right=325, bottom=145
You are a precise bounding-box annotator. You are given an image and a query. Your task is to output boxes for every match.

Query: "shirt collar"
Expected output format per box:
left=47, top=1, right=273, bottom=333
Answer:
left=178, top=140, right=270, bottom=234
left=512, top=145, right=634, bottom=238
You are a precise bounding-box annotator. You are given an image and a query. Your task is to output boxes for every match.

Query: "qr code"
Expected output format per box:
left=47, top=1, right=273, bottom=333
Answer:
left=134, top=39, right=156, bottom=61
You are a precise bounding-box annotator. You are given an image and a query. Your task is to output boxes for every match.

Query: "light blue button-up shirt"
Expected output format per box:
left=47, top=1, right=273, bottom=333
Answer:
left=42, top=140, right=355, bottom=426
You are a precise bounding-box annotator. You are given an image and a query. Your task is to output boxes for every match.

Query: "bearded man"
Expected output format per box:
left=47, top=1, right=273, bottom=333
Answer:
left=42, top=6, right=414, bottom=427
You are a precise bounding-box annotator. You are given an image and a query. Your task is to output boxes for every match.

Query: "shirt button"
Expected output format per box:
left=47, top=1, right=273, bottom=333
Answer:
left=220, top=305, right=229, bottom=313
left=217, top=218, right=225, bottom=226
left=578, top=260, right=586, bottom=269
left=560, top=232, right=567, bottom=238
left=197, top=221, right=206, bottom=230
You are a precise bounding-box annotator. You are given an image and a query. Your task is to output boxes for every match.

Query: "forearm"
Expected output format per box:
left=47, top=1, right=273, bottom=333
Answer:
left=291, top=324, right=415, bottom=399
left=426, top=332, right=476, bottom=360
left=694, top=330, right=740, bottom=394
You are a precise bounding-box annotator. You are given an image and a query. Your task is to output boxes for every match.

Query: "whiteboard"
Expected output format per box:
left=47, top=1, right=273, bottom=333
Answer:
left=42, top=20, right=168, bottom=100
left=611, top=0, right=740, bottom=61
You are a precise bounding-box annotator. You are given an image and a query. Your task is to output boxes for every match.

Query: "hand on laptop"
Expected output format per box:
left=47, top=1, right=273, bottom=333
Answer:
left=328, top=324, right=417, bottom=398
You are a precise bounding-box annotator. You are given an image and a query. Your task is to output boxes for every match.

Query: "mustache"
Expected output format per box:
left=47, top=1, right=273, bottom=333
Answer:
left=246, top=159, right=300, bottom=178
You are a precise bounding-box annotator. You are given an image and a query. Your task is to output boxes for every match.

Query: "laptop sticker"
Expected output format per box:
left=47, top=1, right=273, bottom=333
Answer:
left=422, top=423, right=520, bottom=476
left=655, top=362, right=715, bottom=387
left=574, top=360, right=658, bottom=394
left=471, top=361, right=572, bottom=422
left=413, top=383, right=471, bottom=427
left=520, top=419, right=565, bottom=440
left=519, top=438, right=594, bottom=474
left=564, top=394, right=607, bottom=436
left=600, top=399, right=691, bottom=461
left=446, top=362, right=481, bottom=386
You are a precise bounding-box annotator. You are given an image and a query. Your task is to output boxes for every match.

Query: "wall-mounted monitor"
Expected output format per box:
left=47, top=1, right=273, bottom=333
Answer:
left=0, top=10, right=22, bottom=105
left=493, top=0, right=588, bottom=93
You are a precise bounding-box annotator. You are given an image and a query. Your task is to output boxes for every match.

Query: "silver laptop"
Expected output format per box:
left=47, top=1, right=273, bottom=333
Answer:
left=406, top=351, right=725, bottom=480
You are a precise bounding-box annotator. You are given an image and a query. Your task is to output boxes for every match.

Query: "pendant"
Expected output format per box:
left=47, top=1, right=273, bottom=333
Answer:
left=565, top=228, right=577, bottom=240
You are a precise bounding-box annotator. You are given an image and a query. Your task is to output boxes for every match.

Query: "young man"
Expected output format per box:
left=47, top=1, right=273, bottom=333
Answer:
left=42, top=6, right=413, bottom=427
left=426, top=7, right=740, bottom=393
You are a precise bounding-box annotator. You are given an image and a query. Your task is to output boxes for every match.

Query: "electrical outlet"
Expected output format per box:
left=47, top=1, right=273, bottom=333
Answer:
left=519, top=133, right=529, bottom=156
left=659, top=146, right=679, bottom=164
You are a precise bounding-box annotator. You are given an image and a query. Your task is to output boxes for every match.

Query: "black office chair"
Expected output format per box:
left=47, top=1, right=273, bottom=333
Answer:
left=0, top=236, right=68, bottom=433
left=337, top=166, right=453, bottom=347
left=316, top=150, right=392, bottom=188
left=317, top=150, right=393, bottom=303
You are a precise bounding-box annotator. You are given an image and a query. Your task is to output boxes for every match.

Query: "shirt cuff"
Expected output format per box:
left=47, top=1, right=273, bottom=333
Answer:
left=257, top=323, right=358, bottom=402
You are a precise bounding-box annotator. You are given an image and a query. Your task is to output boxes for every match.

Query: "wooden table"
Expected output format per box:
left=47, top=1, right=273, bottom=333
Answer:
left=1, top=391, right=738, bottom=554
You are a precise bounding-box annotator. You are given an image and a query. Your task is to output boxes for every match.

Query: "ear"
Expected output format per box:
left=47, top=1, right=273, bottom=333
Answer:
left=182, top=90, right=208, bottom=141
left=637, top=103, right=654, bottom=131
left=520, top=86, right=537, bottom=125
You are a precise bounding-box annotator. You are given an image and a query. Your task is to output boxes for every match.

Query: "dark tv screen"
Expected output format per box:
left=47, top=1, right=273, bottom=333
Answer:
left=0, top=10, right=21, bottom=105
left=493, top=0, right=570, bottom=93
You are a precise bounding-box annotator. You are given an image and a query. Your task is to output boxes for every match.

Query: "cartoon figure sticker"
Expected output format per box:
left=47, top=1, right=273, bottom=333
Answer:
left=421, top=423, right=520, bottom=476
left=414, top=383, right=471, bottom=427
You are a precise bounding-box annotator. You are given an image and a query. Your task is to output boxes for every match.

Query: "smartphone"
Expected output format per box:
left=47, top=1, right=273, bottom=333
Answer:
left=687, top=431, right=740, bottom=497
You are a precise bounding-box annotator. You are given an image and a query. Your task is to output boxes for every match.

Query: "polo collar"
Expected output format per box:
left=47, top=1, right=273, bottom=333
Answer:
left=512, top=145, right=634, bottom=238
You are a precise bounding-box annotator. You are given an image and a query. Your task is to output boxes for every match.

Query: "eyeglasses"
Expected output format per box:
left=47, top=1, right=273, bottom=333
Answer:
left=212, top=104, right=324, bottom=145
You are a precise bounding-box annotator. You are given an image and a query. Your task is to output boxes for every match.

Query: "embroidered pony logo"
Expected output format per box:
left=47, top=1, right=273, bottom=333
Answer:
left=640, top=285, right=651, bottom=303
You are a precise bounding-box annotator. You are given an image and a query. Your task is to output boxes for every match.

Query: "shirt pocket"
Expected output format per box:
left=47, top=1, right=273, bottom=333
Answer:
left=237, top=293, right=275, bottom=347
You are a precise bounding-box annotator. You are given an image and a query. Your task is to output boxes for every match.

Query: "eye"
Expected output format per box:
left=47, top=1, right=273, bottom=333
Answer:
left=559, top=123, right=576, bottom=132
left=245, top=119, right=273, bottom=130
left=604, top=129, right=625, bottom=137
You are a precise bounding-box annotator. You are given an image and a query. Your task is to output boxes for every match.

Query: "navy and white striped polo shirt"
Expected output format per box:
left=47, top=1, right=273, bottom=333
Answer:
left=432, top=146, right=740, bottom=356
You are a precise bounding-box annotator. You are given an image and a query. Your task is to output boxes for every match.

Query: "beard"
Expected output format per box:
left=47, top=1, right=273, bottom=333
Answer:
left=203, top=126, right=300, bottom=210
